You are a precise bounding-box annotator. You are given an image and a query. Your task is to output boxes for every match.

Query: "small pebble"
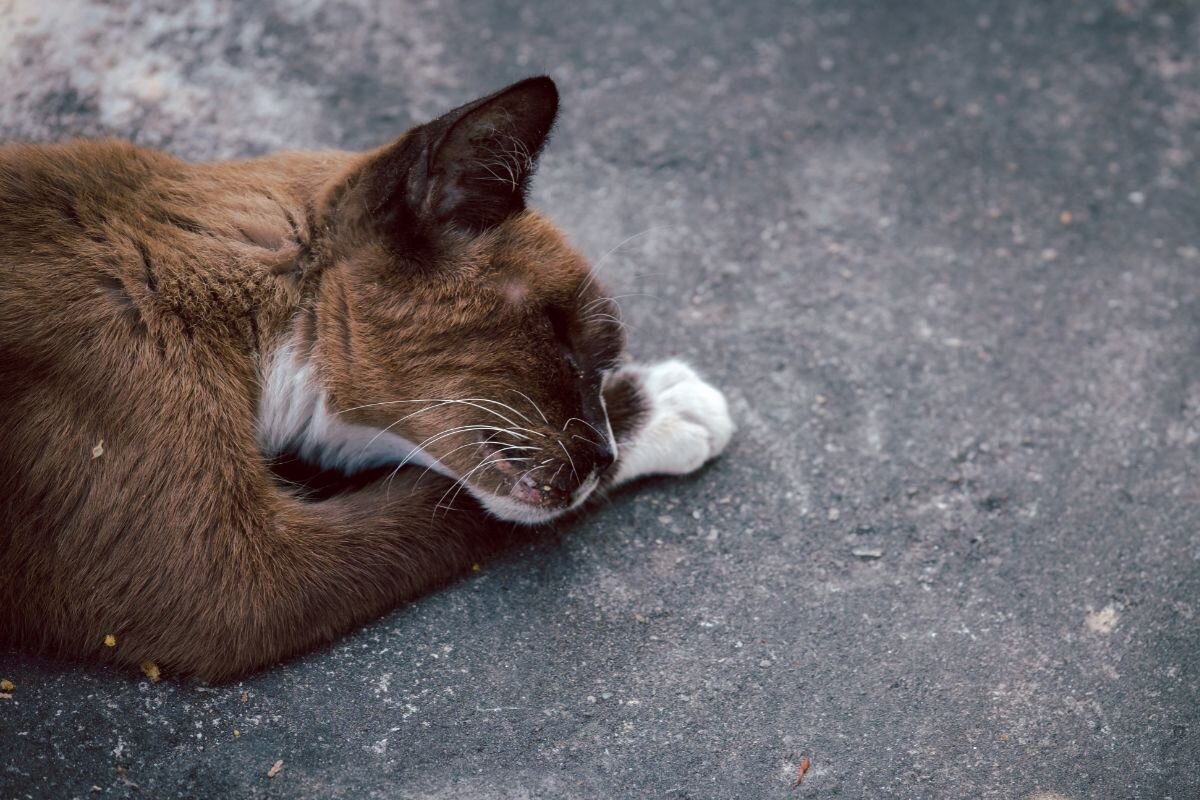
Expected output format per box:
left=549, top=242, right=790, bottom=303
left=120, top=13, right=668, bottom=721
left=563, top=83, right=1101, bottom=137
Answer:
left=852, top=547, right=884, bottom=559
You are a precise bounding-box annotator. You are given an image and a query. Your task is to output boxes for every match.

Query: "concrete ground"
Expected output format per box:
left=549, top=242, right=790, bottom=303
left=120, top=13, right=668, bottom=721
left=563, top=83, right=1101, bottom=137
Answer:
left=2, top=0, right=1198, bottom=797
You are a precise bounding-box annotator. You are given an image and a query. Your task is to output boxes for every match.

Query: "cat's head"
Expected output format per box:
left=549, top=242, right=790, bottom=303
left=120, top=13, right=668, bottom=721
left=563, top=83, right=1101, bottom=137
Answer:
left=308, top=77, right=627, bottom=523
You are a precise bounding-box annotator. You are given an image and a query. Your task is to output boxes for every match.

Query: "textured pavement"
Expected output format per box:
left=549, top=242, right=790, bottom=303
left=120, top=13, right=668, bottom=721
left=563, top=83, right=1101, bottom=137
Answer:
left=2, top=1, right=1199, bottom=798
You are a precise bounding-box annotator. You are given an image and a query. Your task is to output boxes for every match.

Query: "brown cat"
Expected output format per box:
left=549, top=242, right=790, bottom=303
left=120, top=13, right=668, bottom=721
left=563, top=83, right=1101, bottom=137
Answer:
left=0, top=77, right=733, bottom=681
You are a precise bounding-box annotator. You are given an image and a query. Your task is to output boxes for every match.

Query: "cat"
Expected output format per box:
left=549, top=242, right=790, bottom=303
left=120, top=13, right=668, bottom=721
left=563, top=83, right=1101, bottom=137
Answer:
left=0, top=76, right=733, bottom=681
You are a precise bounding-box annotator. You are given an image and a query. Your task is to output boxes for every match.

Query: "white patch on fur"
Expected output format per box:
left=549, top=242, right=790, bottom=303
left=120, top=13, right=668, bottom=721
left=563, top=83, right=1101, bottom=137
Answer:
left=257, top=337, right=451, bottom=477
left=612, top=360, right=734, bottom=486
left=473, top=467, right=602, bottom=525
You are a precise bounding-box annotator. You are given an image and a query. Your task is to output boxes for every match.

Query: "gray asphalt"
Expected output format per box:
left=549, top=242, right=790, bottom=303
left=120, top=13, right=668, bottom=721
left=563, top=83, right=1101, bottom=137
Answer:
left=2, top=1, right=1199, bottom=798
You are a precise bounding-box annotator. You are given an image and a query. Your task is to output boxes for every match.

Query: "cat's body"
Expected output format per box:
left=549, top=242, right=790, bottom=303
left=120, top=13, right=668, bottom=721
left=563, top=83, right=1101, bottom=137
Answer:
left=0, top=78, right=732, bottom=681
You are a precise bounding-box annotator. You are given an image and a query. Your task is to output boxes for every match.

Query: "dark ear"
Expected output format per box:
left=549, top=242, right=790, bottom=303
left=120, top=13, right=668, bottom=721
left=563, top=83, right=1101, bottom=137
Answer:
left=363, top=76, right=559, bottom=237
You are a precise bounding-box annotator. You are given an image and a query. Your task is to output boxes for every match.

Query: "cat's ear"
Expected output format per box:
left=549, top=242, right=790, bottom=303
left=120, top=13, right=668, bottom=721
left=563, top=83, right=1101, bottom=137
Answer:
left=357, top=76, right=559, bottom=237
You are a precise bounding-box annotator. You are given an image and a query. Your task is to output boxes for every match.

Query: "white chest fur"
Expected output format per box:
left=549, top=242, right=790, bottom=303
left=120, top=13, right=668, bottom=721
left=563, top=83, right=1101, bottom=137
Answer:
left=256, top=336, right=452, bottom=478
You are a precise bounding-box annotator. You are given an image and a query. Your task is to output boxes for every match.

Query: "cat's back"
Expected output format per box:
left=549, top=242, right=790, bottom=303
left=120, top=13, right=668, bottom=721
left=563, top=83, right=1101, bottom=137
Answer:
left=0, top=140, right=326, bottom=368
left=0, top=139, right=172, bottom=261
left=0, top=140, right=318, bottom=504
left=0, top=140, right=191, bottom=350
left=0, top=142, right=175, bottom=411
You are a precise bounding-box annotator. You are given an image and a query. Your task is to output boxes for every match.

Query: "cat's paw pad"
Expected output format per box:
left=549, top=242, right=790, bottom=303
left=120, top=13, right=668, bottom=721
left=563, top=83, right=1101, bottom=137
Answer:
left=614, top=360, right=734, bottom=484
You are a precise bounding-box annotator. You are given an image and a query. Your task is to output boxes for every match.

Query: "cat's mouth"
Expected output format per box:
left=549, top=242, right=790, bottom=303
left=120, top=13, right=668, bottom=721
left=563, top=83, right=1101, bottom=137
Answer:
left=457, top=438, right=609, bottom=525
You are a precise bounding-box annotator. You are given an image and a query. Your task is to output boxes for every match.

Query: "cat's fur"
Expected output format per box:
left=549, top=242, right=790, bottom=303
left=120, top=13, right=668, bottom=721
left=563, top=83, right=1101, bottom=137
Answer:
left=0, top=77, right=732, bottom=681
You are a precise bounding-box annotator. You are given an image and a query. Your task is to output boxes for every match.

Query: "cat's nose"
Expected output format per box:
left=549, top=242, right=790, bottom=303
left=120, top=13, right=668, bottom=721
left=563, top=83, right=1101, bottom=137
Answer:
left=595, top=441, right=614, bottom=472
left=590, top=440, right=616, bottom=475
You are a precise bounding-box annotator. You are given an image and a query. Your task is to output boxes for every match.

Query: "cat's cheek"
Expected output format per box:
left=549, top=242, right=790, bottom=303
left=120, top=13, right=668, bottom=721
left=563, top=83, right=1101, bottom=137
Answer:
left=610, top=360, right=734, bottom=487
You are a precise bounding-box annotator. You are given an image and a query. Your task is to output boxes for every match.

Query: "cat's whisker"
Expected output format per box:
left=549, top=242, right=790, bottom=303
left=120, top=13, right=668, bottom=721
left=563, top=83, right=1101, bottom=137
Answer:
left=398, top=426, right=504, bottom=456
left=435, top=450, right=515, bottom=516
left=365, top=420, right=528, bottom=457
left=561, top=416, right=609, bottom=445
left=467, top=397, right=538, bottom=427
left=585, top=312, right=629, bottom=333
left=571, top=433, right=604, bottom=449
left=578, top=296, right=610, bottom=315
left=338, top=396, right=536, bottom=431
left=347, top=397, right=540, bottom=439
left=337, top=397, right=452, bottom=415
left=577, top=225, right=683, bottom=299
left=383, top=425, right=533, bottom=495
left=557, top=440, right=579, bottom=482
left=580, top=292, right=660, bottom=314
left=384, top=424, right=515, bottom=498
left=410, top=442, right=534, bottom=488
left=604, top=273, right=670, bottom=311
left=440, top=402, right=545, bottom=438
left=433, top=467, right=490, bottom=515
left=577, top=227, right=658, bottom=298
left=510, top=389, right=549, bottom=425
left=354, top=397, right=548, bottom=457
left=442, top=448, right=534, bottom=499
left=579, top=291, right=662, bottom=323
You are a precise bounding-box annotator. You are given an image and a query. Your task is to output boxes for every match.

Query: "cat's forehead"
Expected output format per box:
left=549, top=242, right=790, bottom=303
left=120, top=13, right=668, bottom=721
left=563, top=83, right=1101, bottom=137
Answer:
left=478, top=211, right=592, bottom=303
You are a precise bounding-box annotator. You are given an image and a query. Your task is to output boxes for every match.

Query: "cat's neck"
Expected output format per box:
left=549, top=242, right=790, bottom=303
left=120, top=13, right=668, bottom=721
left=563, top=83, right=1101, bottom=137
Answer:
left=257, top=327, right=453, bottom=478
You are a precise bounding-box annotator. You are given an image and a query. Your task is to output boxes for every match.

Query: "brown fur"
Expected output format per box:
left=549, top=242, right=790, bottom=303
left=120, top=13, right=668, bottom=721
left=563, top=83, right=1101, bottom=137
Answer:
left=0, top=77, right=647, bottom=681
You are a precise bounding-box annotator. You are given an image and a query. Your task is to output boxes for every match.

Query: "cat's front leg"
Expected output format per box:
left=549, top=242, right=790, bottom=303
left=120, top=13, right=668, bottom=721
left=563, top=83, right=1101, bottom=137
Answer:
left=602, top=360, right=734, bottom=488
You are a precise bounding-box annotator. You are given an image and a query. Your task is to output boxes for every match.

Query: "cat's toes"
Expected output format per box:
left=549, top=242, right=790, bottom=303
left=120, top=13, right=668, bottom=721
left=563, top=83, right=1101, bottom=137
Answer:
left=612, top=360, right=734, bottom=485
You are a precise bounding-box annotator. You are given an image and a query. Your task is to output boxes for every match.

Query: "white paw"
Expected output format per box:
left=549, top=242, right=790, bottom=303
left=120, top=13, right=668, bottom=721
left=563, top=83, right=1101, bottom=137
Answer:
left=612, top=360, right=734, bottom=486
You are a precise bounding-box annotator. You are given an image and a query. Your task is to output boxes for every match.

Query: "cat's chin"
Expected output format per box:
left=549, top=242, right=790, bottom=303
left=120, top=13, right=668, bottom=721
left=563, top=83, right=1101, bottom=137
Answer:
left=471, top=472, right=601, bottom=526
